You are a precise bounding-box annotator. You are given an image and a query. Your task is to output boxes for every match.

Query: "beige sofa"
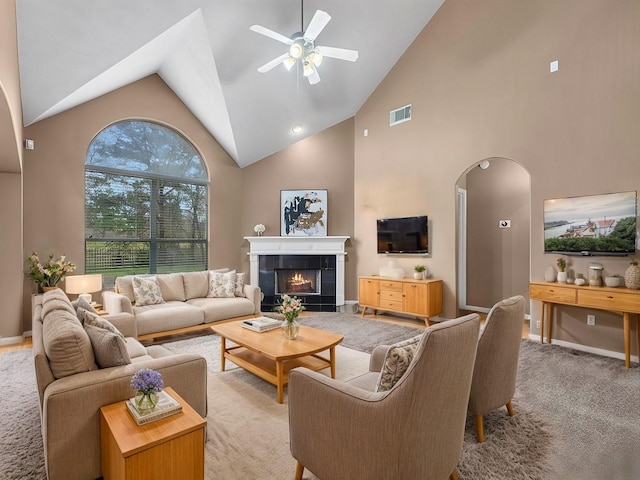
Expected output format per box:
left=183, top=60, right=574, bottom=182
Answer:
left=32, top=289, right=208, bottom=480
left=102, top=269, right=261, bottom=338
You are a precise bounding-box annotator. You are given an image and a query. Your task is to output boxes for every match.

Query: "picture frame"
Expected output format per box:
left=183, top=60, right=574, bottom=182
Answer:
left=281, top=189, right=328, bottom=236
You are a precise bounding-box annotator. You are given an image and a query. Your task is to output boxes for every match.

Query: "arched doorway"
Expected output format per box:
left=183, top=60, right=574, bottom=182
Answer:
left=456, top=157, right=531, bottom=314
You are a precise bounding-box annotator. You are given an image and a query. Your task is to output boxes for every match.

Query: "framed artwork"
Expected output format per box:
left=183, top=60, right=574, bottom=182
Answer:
left=281, top=189, right=328, bottom=236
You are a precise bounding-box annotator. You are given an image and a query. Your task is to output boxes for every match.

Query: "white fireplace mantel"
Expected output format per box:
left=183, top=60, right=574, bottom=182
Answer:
left=244, top=236, right=349, bottom=307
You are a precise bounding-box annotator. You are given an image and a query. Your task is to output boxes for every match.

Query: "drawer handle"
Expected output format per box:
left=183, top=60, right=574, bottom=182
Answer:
left=607, top=296, right=614, bottom=299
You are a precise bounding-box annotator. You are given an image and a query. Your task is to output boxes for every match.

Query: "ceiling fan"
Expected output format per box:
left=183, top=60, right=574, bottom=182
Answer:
left=250, top=5, right=358, bottom=85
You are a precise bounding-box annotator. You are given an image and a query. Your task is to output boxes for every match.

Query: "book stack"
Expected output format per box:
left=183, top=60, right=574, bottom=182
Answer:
left=241, top=317, right=282, bottom=332
left=126, top=390, right=182, bottom=426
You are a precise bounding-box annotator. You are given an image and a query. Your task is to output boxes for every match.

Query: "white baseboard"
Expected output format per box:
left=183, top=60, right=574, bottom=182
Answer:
left=0, top=334, right=25, bottom=346
left=527, top=334, right=639, bottom=364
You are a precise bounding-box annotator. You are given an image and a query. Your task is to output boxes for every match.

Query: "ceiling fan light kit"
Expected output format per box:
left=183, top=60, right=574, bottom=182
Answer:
left=250, top=8, right=358, bottom=85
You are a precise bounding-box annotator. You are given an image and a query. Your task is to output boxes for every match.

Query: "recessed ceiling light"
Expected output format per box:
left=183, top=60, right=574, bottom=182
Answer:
left=292, top=124, right=303, bottom=134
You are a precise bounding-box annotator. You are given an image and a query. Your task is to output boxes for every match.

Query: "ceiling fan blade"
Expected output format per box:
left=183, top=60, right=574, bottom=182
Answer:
left=304, top=10, right=331, bottom=41
left=250, top=25, right=292, bottom=45
left=317, top=46, right=359, bottom=62
left=308, top=68, right=321, bottom=85
left=257, top=53, right=291, bottom=73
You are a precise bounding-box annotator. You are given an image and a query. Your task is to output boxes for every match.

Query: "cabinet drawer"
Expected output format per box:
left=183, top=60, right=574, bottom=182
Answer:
left=379, top=298, right=403, bottom=310
left=380, top=280, right=403, bottom=292
left=578, top=289, right=640, bottom=313
left=380, top=291, right=403, bottom=302
left=530, top=284, right=576, bottom=304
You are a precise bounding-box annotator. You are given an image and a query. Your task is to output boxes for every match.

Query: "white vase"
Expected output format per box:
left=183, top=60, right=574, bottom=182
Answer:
left=557, top=271, right=567, bottom=283
left=413, top=272, right=423, bottom=280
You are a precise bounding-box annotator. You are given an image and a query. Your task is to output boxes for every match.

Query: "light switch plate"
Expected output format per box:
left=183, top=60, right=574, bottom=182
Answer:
left=499, top=220, right=511, bottom=228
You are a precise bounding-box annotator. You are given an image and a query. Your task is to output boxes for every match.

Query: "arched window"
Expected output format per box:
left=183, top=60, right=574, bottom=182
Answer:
left=85, top=120, right=208, bottom=287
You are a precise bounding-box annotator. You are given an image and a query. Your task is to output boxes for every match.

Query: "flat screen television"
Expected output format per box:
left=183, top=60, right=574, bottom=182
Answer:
left=377, top=216, right=428, bottom=254
left=544, top=191, right=637, bottom=255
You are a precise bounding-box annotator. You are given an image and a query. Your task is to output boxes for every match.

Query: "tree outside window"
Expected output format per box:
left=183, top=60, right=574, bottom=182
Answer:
left=85, top=120, right=208, bottom=288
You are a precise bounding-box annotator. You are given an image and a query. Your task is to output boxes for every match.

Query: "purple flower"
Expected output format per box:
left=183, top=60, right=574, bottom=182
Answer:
left=130, top=368, right=163, bottom=394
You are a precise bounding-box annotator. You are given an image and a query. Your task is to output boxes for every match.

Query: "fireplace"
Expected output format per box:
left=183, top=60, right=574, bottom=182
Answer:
left=245, top=236, right=349, bottom=312
left=275, top=269, right=321, bottom=295
left=260, top=255, right=336, bottom=311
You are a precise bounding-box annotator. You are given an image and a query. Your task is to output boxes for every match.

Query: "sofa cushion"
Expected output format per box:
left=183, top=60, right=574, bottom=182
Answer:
left=41, top=288, right=77, bottom=318
left=207, top=270, right=236, bottom=298
left=114, top=275, right=137, bottom=303
left=42, top=309, right=97, bottom=378
left=133, top=302, right=205, bottom=336
left=157, top=273, right=186, bottom=302
left=187, top=297, right=257, bottom=323
left=132, top=276, right=164, bottom=306
left=183, top=271, right=209, bottom=300
left=125, top=337, right=149, bottom=359
left=234, top=272, right=246, bottom=297
left=183, top=269, right=229, bottom=300
left=84, top=323, right=131, bottom=368
left=375, top=334, right=422, bottom=392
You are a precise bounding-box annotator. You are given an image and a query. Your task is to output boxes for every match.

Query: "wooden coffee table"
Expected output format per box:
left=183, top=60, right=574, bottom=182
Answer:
left=211, top=321, right=343, bottom=403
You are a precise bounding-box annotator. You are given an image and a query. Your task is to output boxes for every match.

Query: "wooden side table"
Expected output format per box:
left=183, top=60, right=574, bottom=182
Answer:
left=100, top=387, right=206, bottom=480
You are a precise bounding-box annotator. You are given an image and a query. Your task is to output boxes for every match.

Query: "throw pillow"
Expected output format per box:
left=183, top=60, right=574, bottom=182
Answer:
left=82, top=310, right=124, bottom=338
left=375, top=334, right=422, bottom=392
left=207, top=270, right=236, bottom=298
left=234, top=272, right=246, bottom=297
left=71, top=297, right=98, bottom=323
left=84, top=323, right=131, bottom=368
left=132, top=276, right=164, bottom=306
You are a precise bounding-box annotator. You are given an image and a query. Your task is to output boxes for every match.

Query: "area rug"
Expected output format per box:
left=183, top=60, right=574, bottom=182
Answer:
left=2, top=317, right=639, bottom=479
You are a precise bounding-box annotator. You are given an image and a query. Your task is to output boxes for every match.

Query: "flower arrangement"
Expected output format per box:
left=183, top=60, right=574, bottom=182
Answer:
left=26, top=252, right=76, bottom=288
left=131, top=368, right=164, bottom=413
left=254, top=224, right=266, bottom=236
left=131, top=368, right=164, bottom=394
left=556, top=257, right=567, bottom=272
left=276, top=294, right=304, bottom=322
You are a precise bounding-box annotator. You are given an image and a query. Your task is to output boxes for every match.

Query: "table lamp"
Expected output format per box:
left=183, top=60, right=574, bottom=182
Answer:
left=65, top=274, right=103, bottom=303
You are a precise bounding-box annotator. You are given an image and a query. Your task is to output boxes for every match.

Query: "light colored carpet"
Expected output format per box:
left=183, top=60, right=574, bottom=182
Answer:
left=2, top=315, right=639, bottom=479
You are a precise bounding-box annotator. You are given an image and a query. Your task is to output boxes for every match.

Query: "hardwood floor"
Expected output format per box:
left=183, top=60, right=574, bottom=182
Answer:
left=0, top=311, right=530, bottom=357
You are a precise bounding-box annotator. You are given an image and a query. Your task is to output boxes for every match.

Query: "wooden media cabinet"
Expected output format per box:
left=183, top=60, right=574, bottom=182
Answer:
left=358, top=276, right=443, bottom=326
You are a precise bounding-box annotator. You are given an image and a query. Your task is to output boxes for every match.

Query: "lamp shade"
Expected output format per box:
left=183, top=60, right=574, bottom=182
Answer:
left=66, top=274, right=103, bottom=302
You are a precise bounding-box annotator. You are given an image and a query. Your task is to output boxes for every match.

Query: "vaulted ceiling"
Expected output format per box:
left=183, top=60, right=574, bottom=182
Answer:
left=16, top=0, right=444, bottom=167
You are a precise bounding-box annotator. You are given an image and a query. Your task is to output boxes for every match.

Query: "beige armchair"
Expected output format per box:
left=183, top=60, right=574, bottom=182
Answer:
left=468, top=295, right=525, bottom=443
left=288, top=314, right=480, bottom=480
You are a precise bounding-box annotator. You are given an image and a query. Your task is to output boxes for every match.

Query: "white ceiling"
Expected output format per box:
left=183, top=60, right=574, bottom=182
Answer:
left=15, top=0, right=444, bottom=168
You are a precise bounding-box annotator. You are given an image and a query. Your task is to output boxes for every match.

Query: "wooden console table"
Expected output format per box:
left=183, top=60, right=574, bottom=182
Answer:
left=530, top=281, right=640, bottom=368
left=358, top=276, right=443, bottom=326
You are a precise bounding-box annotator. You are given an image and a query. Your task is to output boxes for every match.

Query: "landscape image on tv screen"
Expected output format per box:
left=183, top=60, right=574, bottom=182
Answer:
left=544, top=191, right=637, bottom=254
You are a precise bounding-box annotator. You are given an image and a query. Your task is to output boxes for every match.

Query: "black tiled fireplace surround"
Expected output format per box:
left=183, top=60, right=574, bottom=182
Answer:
left=259, top=254, right=336, bottom=312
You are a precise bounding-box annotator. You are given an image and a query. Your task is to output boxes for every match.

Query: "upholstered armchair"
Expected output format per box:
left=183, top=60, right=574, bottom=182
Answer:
left=468, top=295, right=525, bottom=443
left=288, top=314, right=480, bottom=480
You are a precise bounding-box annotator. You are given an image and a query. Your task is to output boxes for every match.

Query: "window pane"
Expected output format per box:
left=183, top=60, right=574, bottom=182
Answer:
left=86, top=120, right=208, bottom=283
left=87, top=121, right=207, bottom=181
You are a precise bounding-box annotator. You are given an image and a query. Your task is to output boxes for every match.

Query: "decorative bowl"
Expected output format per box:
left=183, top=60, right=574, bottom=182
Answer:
left=574, top=278, right=586, bottom=286
left=604, top=276, right=621, bottom=288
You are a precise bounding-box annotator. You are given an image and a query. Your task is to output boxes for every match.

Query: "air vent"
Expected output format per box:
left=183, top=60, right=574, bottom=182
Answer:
left=389, top=104, right=412, bottom=126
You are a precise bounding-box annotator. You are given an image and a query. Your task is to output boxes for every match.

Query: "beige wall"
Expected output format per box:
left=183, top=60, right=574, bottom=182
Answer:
left=22, top=75, right=242, bottom=330
left=354, top=0, right=640, bottom=355
left=0, top=0, right=24, bottom=341
left=464, top=158, right=530, bottom=310
left=240, top=118, right=357, bottom=299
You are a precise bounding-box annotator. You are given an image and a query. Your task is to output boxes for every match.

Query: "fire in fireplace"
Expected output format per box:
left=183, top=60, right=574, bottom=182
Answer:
left=275, top=269, right=321, bottom=295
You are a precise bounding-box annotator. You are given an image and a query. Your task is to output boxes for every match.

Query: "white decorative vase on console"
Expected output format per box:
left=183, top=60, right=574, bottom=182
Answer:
left=557, top=271, right=568, bottom=283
